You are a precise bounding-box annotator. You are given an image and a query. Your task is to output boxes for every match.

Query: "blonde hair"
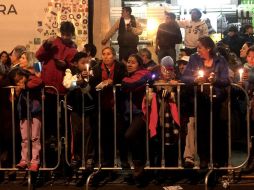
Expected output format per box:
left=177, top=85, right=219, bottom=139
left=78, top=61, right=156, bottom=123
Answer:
left=22, top=51, right=38, bottom=69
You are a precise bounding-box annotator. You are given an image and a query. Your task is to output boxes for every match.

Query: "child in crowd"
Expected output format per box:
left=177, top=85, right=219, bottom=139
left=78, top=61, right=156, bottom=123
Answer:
left=11, top=65, right=43, bottom=172
left=154, top=56, right=180, bottom=166
left=63, top=52, right=95, bottom=180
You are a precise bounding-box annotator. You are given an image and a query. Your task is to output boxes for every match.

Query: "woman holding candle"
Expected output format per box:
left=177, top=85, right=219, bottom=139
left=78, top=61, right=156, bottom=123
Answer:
left=240, top=45, right=254, bottom=173
left=181, top=36, right=230, bottom=168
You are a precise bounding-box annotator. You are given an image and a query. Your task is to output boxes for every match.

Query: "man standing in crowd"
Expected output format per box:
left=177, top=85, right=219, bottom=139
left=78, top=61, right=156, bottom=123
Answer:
left=155, top=12, right=182, bottom=63
left=178, top=8, right=208, bottom=55
left=101, top=7, right=143, bottom=63
left=241, top=24, right=254, bottom=44
left=36, top=21, right=77, bottom=167
left=221, top=26, right=245, bottom=58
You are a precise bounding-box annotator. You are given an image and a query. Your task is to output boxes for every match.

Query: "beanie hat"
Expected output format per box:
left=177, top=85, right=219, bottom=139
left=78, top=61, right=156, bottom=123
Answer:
left=161, top=56, right=174, bottom=70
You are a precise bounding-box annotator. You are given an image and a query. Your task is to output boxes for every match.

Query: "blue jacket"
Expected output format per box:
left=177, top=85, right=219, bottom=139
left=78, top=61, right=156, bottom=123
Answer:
left=181, top=53, right=230, bottom=98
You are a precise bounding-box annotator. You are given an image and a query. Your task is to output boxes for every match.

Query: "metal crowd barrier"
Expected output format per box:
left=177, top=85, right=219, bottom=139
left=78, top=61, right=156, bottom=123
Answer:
left=77, top=82, right=250, bottom=190
left=0, top=85, right=61, bottom=190
left=0, top=82, right=251, bottom=190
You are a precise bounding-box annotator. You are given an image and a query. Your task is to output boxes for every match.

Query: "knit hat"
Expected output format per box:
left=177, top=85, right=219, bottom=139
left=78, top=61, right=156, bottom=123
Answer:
left=161, top=56, right=174, bottom=70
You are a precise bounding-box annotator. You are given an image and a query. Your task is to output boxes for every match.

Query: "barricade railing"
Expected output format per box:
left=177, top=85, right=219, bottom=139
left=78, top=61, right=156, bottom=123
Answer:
left=0, top=82, right=251, bottom=190
left=0, top=85, right=62, bottom=190
left=78, top=82, right=250, bottom=190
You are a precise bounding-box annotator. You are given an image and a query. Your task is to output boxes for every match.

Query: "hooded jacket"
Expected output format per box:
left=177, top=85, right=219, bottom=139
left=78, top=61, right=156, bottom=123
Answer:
left=178, top=20, right=208, bottom=49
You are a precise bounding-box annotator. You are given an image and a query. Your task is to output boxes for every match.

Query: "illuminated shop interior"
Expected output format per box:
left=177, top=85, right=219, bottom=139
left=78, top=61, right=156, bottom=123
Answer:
left=108, top=0, right=253, bottom=59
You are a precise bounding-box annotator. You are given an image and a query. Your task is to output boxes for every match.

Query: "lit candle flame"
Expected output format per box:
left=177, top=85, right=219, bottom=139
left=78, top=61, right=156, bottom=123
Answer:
left=239, top=68, right=244, bottom=82
left=198, top=70, right=204, bottom=78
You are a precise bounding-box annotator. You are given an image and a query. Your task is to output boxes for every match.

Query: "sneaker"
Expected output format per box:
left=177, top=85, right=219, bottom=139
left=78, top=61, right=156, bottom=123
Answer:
left=29, top=163, right=39, bottom=172
left=16, top=161, right=27, bottom=169
left=183, top=157, right=195, bottom=168
left=70, top=159, right=81, bottom=172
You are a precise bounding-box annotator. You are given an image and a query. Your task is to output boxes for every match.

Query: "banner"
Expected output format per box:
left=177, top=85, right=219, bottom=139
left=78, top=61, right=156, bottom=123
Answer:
left=0, top=0, right=88, bottom=52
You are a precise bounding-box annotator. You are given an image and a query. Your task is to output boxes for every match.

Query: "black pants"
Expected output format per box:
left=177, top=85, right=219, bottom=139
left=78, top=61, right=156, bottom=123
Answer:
left=125, top=114, right=146, bottom=163
left=119, top=46, right=138, bottom=62
left=70, top=112, right=95, bottom=162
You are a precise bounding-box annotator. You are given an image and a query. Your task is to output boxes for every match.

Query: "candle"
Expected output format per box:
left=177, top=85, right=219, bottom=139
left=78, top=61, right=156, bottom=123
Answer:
left=86, top=63, right=90, bottom=81
left=198, top=70, right=204, bottom=78
left=239, top=68, right=244, bottom=82
left=198, top=70, right=204, bottom=92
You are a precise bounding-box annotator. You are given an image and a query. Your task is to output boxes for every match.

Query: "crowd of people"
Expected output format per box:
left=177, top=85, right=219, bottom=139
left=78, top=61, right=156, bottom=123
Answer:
left=1, top=6, right=254, bottom=187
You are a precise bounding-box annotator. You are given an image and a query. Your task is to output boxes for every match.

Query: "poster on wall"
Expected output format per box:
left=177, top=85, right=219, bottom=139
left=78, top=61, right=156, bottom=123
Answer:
left=0, top=0, right=88, bottom=52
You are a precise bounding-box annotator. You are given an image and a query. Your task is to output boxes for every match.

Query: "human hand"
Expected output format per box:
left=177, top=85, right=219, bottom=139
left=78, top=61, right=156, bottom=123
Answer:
left=95, top=79, right=113, bottom=90
left=208, top=72, right=216, bottom=83
left=194, top=76, right=205, bottom=84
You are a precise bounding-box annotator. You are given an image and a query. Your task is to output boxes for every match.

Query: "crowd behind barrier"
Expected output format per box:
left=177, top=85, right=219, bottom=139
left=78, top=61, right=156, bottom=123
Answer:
left=0, top=82, right=251, bottom=190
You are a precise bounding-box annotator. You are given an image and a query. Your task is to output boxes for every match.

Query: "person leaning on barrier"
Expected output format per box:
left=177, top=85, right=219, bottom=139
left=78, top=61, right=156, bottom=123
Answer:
left=9, top=65, right=44, bottom=172
left=62, top=52, right=96, bottom=185
left=101, top=6, right=143, bottom=64
left=151, top=56, right=181, bottom=167
left=0, top=45, right=26, bottom=181
left=90, top=47, right=127, bottom=169
left=121, top=54, right=151, bottom=186
left=181, top=36, right=230, bottom=168
left=238, top=45, right=254, bottom=173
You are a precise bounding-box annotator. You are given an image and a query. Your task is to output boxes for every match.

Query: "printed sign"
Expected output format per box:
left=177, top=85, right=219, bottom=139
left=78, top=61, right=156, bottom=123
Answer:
left=0, top=0, right=88, bottom=52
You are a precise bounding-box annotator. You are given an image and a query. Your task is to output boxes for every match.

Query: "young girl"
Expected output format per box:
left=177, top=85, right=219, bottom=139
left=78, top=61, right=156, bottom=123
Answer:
left=14, top=51, right=43, bottom=172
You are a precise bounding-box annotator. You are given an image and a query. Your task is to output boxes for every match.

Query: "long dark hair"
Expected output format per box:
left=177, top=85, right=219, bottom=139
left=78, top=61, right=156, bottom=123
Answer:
left=198, top=36, right=216, bottom=57
left=128, top=54, right=143, bottom=67
left=0, top=51, right=11, bottom=68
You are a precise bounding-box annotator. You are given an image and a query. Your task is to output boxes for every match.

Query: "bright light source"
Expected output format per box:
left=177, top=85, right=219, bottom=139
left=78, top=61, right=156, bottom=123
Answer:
left=147, top=18, right=159, bottom=34
left=198, top=70, right=204, bottom=78
left=239, top=68, right=244, bottom=82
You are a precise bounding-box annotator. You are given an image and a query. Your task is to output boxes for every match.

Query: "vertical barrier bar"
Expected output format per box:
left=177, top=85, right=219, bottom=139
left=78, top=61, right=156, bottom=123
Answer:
left=129, top=92, right=133, bottom=124
left=209, top=85, right=213, bottom=168
left=82, top=93, right=85, bottom=167
left=64, top=95, right=71, bottom=166
left=194, top=86, right=199, bottom=168
left=113, top=85, right=118, bottom=167
left=145, top=84, right=150, bottom=167
left=161, top=90, right=165, bottom=168
left=98, top=90, right=102, bottom=166
left=56, top=90, right=61, bottom=169
left=227, top=87, right=232, bottom=167
left=177, top=85, right=182, bottom=167
left=41, top=88, right=46, bottom=168
left=11, top=87, right=16, bottom=167
left=26, top=91, right=32, bottom=190
left=40, top=86, right=61, bottom=170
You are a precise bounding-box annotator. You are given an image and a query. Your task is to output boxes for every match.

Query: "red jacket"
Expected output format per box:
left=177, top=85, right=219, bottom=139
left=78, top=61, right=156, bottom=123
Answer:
left=36, top=37, right=77, bottom=94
